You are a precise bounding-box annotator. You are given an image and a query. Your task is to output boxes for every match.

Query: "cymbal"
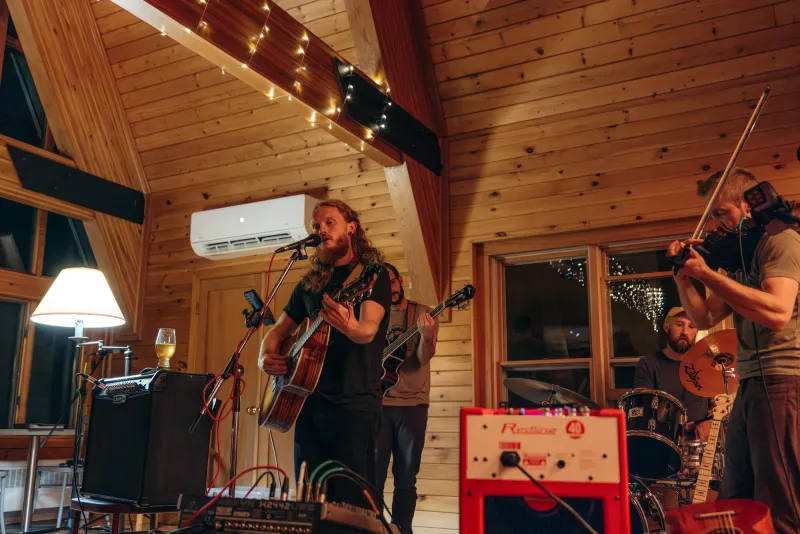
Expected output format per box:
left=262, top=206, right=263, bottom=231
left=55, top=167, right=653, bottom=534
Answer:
left=679, top=329, right=739, bottom=398
left=504, top=378, right=600, bottom=410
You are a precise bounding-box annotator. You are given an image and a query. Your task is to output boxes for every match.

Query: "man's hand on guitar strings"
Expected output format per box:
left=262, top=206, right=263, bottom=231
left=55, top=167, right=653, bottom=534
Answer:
left=259, top=351, right=290, bottom=376
left=319, top=293, right=356, bottom=334
left=417, top=313, right=436, bottom=340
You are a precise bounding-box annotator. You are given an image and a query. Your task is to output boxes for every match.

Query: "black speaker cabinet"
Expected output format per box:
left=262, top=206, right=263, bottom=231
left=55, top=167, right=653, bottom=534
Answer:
left=81, top=370, right=214, bottom=506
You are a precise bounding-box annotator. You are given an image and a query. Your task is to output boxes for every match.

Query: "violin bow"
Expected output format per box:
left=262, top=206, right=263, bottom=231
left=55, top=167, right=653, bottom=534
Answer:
left=691, top=87, right=771, bottom=240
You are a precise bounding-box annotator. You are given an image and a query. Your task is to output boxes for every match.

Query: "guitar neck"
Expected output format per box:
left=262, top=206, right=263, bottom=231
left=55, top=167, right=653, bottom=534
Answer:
left=691, top=419, right=722, bottom=504
left=292, top=315, right=325, bottom=357
left=383, top=302, right=445, bottom=357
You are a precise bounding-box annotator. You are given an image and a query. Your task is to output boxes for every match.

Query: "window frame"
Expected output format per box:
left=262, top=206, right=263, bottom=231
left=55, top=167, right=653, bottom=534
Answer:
left=473, top=218, right=703, bottom=409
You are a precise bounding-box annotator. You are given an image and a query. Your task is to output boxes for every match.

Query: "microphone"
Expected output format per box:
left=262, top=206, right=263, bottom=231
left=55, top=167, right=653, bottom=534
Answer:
left=274, top=233, right=321, bottom=253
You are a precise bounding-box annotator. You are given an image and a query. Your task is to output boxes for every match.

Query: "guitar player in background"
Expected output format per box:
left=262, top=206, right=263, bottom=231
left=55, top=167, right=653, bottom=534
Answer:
left=633, top=307, right=712, bottom=441
left=258, top=199, right=391, bottom=508
left=375, top=263, right=438, bottom=534
left=667, top=169, right=800, bottom=533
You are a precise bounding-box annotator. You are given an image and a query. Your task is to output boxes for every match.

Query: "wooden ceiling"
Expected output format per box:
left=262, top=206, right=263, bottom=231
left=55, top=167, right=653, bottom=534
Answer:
left=92, top=0, right=363, bottom=196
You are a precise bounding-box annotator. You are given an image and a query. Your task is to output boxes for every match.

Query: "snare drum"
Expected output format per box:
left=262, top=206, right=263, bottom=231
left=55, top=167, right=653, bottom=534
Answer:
left=618, top=389, right=687, bottom=479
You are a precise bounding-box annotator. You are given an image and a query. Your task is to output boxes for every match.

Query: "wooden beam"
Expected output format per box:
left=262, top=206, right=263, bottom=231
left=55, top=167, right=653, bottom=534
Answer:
left=0, top=135, right=95, bottom=220
left=0, top=269, right=52, bottom=301
left=0, top=0, right=9, bottom=84
left=344, top=0, right=447, bottom=304
left=7, top=0, right=151, bottom=339
left=110, top=0, right=402, bottom=168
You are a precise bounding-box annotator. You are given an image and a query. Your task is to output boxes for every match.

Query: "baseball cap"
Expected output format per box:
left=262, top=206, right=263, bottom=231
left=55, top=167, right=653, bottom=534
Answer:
left=663, top=307, right=688, bottom=329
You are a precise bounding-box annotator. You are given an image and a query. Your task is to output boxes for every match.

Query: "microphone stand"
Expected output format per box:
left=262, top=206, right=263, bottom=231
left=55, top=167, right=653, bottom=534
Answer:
left=189, top=245, right=309, bottom=495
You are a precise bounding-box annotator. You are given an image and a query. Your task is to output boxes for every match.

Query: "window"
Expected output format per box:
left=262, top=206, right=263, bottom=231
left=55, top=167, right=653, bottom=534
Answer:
left=607, top=248, right=707, bottom=392
left=0, top=205, right=96, bottom=428
left=0, top=197, right=37, bottom=273
left=0, top=18, right=47, bottom=147
left=0, top=301, right=25, bottom=428
left=475, top=221, right=709, bottom=409
left=503, top=255, right=592, bottom=404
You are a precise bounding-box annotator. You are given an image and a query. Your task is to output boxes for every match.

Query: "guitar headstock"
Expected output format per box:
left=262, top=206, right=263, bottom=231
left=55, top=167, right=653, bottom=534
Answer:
left=711, top=393, right=736, bottom=420
left=444, top=284, right=476, bottom=310
left=337, top=262, right=381, bottom=305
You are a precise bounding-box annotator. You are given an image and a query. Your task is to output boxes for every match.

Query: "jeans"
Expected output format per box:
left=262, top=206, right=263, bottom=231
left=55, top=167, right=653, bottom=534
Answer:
left=294, top=396, right=379, bottom=509
left=375, top=405, right=428, bottom=534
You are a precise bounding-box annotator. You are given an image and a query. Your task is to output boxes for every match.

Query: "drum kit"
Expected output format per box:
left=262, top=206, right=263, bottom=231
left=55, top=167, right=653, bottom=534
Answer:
left=504, top=330, right=739, bottom=534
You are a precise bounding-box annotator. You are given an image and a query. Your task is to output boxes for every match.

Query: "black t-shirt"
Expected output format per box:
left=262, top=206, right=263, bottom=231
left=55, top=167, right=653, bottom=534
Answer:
left=283, top=263, right=391, bottom=412
left=633, top=351, right=710, bottom=423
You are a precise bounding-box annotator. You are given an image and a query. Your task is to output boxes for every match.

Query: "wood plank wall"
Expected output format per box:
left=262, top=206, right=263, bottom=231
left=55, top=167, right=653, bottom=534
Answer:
left=414, top=0, right=800, bottom=531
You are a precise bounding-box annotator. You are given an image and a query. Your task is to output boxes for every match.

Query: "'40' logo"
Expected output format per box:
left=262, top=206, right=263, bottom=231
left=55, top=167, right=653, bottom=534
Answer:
left=566, top=420, right=585, bottom=439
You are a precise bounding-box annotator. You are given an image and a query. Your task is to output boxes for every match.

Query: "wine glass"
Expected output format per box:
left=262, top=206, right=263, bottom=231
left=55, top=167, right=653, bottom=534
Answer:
left=155, top=328, right=177, bottom=370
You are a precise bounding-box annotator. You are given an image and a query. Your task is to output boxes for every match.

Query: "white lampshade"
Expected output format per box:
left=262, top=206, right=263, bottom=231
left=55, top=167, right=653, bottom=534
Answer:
left=31, top=268, right=125, bottom=328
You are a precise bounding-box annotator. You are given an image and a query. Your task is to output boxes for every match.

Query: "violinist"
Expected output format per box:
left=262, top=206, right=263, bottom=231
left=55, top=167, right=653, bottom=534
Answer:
left=667, top=168, right=800, bottom=534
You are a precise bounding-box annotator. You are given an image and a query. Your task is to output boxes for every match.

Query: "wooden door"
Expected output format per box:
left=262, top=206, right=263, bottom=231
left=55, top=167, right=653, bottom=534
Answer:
left=195, top=269, right=304, bottom=492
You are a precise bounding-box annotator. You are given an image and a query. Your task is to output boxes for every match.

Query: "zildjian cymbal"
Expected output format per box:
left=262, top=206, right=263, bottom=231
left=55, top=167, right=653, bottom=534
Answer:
left=680, top=329, right=739, bottom=398
left=504, top=378, right=600, bottom=409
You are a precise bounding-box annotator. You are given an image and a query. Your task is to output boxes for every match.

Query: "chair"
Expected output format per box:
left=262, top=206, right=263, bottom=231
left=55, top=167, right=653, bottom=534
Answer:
left=34, top=465, right=73, bottom=529
left=0, top=469, right=8, bottom=534
left=69, top=498, right=174, bottom=534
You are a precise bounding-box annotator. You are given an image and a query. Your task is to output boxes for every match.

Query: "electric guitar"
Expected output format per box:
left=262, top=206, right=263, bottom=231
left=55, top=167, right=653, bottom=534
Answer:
left=381, top=284, right=475, bottom=396
left=692, top=393, right=734, bottom=504
left=666, top=393, right=775, bottom=533
left=258, top=262, right=382, bottom=432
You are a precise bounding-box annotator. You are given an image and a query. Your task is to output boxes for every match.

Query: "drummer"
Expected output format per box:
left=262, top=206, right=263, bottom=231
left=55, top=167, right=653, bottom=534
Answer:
left=633, top=307, right=712, bottom=440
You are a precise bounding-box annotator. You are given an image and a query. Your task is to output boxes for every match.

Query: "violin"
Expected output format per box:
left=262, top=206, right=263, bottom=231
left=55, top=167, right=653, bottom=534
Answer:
left=671, top=88, right=771, bottom=275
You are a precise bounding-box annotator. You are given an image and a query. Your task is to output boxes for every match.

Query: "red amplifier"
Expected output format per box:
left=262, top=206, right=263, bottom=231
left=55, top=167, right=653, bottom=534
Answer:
left=460, top=407, right=629, bottom=534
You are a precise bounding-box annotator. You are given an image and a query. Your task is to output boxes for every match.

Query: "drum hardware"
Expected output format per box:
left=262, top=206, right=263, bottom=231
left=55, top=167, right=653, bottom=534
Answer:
left=503, top=378, right=600, bottom=409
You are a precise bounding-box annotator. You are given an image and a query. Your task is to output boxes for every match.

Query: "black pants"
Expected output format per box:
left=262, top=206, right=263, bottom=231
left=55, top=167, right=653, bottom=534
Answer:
left=375, top=404, right=428, bottom=534
left=720, top=376, right=800, bottom=534
left=294, top=397, right=379, bottom=509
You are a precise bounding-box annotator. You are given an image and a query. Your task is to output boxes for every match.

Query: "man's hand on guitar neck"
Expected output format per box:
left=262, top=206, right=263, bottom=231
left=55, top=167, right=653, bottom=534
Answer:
left=320, top=293, right=386, bottom=344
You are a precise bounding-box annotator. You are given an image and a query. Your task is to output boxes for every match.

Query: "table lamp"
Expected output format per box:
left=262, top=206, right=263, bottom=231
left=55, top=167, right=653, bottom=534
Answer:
left=30, top=267, right=125, bottom=335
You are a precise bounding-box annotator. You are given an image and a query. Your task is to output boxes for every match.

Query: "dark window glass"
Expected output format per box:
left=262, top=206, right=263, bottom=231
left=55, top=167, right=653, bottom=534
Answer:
left=0, top=197, right=36, bottom=273
left=0, top=46, right=46, bottom=145
left=613, top=363, right=638, bottom=390
left=505, top=257, right=590, bottom=361
left=504, top=365, right=591, bottom=407
left=25, top=324, right=75, bottom=425
left=42, top=214, right=97, bottom=277
left=608, top=249, right=675, bottom=275
left=0, top=301, right=24, bottom=428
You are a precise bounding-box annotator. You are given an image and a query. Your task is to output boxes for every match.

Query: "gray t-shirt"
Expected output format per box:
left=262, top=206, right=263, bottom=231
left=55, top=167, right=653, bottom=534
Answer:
left=734, top=229, right=800, bottom=378
left=383, top=301, right=438, bottom=407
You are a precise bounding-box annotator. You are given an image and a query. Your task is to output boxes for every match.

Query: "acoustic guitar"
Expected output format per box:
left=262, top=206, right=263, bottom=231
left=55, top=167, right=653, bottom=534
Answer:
left=381, top=284, right=475, bottom=396
left=666, top=394, right=775, bottom=534
left=257, top=262, right=382, bottom=432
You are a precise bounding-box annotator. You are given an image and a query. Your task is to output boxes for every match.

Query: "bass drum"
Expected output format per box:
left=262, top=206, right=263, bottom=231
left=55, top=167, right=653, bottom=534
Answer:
left=630, top=479, right=666, bottom=534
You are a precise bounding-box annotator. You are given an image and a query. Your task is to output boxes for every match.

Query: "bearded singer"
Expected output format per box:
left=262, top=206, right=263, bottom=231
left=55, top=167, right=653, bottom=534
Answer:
left=667, top=169, right=800, bottom=533
left=258, top=199, right=391, bottom=508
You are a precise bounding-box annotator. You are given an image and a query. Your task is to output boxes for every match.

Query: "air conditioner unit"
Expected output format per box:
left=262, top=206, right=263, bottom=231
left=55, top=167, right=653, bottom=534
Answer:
left=190, top=195, right=318, bottom=260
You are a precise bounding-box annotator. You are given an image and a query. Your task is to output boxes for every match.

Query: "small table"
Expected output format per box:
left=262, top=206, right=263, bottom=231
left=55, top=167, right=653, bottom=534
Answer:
left=0, top=429, right=75, bottom=533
